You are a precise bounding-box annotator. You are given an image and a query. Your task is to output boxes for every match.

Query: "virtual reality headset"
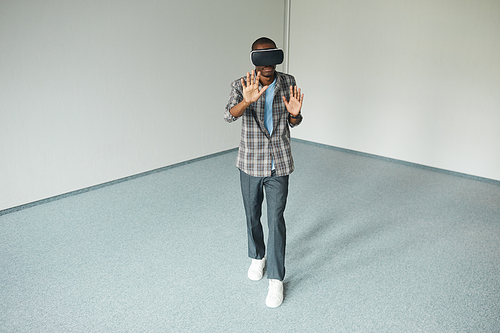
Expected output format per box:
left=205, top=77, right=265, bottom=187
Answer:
left=250, top=48, right=284, bottom=66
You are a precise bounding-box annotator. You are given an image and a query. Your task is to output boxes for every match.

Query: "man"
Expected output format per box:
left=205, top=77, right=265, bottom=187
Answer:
left=224, top=37, right=304, bottom=308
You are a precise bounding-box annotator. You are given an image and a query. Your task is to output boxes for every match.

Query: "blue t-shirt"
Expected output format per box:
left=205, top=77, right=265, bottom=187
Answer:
left=264, top=78, right=276, bottom=170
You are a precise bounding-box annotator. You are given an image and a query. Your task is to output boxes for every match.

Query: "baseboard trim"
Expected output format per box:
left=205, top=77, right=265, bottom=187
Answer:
left=0, top=148, right=238, bottom=216
left=292, top=137, right=500, bottom=186
left=2, top=140, right=498, bottom=216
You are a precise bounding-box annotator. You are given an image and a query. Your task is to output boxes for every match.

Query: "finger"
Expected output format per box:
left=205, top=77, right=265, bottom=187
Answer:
left=256, top=71, right=262, bottom=86
left=258, top=85, right=268, bottom=97
left=297, top=88, right=302, bottom=101
left=245, top=72, right=250, bottom=87
left=299, top=93, right=304, bottom=107
left=294, top=85, right=297, bottom=98
left=251, top=70, right=255, bottom=84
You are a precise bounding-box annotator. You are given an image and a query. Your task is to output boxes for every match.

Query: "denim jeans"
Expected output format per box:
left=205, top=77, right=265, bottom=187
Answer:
left=239, top=169, right=289, bottom=281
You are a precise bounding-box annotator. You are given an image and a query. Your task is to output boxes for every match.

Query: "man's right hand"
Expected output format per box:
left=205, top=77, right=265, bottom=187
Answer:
left=241, top=70, right=268, bottom=104
left=229, top=70, right=268, bottom=118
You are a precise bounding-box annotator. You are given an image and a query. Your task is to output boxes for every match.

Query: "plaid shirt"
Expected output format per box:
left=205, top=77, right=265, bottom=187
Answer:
left=224, top=71, right=303, bottom=177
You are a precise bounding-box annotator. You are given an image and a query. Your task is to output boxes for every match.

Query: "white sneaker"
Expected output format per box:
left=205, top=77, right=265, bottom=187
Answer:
left=266, top=279, right=284, bottom=308
left=247, top=258, right=266, bottom=281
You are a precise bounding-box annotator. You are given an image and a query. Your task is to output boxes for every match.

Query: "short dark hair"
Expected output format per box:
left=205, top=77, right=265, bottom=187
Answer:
left=252, top=37, right=277, bottom=50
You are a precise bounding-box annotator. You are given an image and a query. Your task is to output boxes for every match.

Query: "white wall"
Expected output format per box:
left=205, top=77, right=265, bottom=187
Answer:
left=0, top=0, right=285, bottom=210
left=290, top=0, right=500, bottom=180
left=3, top=0, right=498, bottom=211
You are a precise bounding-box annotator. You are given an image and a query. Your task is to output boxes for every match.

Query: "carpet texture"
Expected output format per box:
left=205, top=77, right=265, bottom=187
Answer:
left=1, top=140, right=499, bottom=332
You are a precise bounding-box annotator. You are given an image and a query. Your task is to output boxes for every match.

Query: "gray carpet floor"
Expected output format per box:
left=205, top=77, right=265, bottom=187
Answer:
left=1, top=140, right=499, bottom=332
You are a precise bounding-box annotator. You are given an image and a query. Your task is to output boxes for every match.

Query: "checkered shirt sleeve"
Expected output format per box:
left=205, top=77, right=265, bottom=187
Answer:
left=224, top=71, right=303, bottom=177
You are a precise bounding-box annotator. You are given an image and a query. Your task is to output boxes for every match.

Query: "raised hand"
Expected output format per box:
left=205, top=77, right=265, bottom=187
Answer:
left=241, top=70, right=268, bottom=104
left=282, top=85, right=304, bottom=117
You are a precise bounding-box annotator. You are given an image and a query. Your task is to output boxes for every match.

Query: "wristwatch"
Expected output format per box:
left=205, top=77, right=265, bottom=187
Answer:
left=290, top=112, right=302, bottom=119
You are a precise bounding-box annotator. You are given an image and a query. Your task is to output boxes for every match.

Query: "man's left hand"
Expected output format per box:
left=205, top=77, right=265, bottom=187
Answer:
left=283, top=85, right=304, bottom=117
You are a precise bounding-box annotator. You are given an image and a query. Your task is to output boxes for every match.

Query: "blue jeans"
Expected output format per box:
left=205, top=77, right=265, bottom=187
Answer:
left=239, top=169, right=289, bottom=281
